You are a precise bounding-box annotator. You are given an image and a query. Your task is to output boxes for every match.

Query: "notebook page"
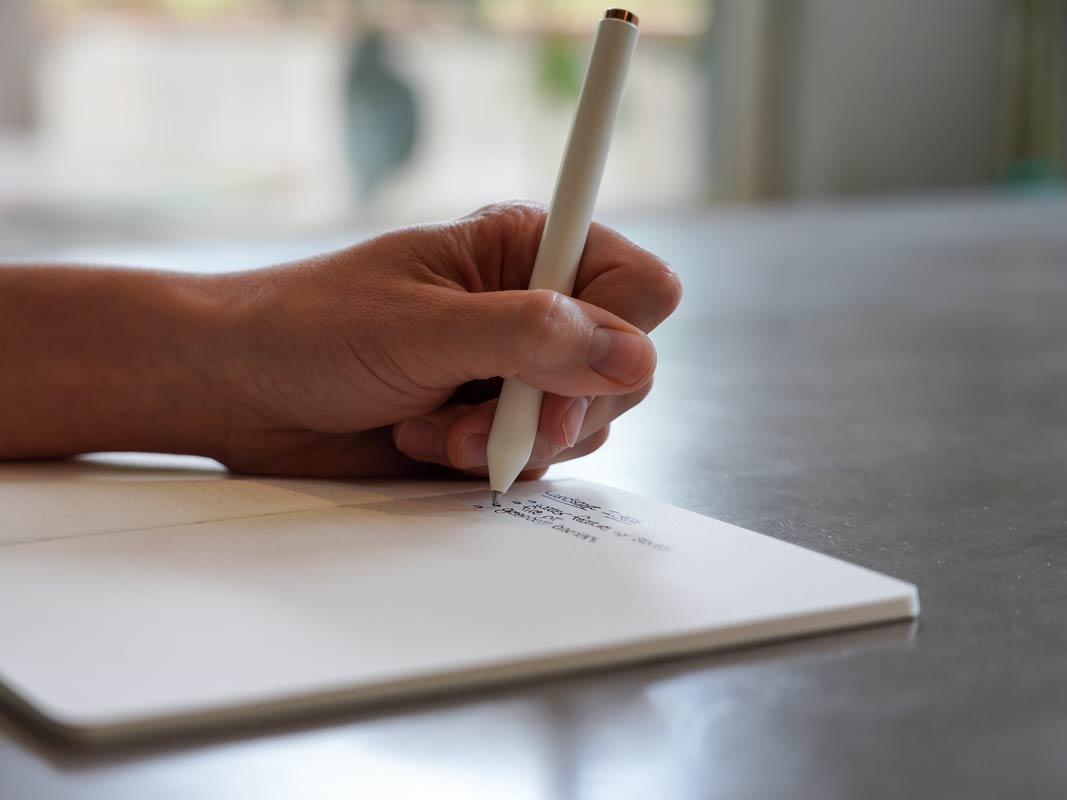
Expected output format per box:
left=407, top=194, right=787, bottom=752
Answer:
left=0, top=457, right=478, bottom=546
left=0, top=478, right=917, bottom=736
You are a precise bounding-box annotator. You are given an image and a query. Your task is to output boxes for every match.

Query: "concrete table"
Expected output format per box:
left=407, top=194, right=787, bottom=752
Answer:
left=2, top=193, right=1066, bottom=798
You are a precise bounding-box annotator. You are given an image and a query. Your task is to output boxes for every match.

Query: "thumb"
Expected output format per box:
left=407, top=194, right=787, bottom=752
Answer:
left=433, top=289, right=656, bottom=397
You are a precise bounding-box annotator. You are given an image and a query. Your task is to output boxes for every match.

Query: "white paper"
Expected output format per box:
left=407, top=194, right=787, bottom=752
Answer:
left=0, top=458, right=918, bottom=742
left=0, top=456, right=477, bottom=545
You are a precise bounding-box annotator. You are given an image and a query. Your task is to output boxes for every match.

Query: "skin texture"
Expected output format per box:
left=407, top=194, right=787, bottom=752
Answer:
left=0, top=201, right=682, bottom=479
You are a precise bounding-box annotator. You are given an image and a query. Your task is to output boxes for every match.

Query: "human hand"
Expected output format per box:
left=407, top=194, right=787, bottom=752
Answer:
left=213, top=201, right=682, bottom=479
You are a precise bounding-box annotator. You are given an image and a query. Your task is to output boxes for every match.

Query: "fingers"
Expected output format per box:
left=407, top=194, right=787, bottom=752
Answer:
left=394, top=402, right=499, bottom=470
left=425, top=289, right=656, bottom=397
left=448, top=201, right=682, bottom=333
left=535, top=384, right=650, bottom=456
left=572, top=224, right=683, bottom=333
left=546, top=424, right=610, bottom=465
left=224, top=426, right=441, bottom=479
left=393, top=383, right=650, bottom=472
left=458, top=426, right=612, bottom=479
left=565, top=382, right=652, bottom=444
left=395, top=401, right=513, bottom=471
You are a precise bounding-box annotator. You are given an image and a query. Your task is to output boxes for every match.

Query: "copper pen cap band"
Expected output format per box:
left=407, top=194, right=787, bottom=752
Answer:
left=604, top=8, right=639, bottom=26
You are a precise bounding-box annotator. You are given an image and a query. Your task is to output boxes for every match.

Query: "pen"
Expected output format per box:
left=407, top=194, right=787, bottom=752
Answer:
left=487, top=8, right=639, bottom=503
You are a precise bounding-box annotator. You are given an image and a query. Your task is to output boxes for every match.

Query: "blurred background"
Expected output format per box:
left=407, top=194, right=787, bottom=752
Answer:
left=0, top=0, right=1064, bottom=256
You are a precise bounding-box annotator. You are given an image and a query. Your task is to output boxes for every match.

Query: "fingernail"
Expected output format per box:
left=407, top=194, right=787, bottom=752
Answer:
left=587, top=327, right=652, bottom=385
left=561, top=397, right=588, bottom=448
left=456, top=434, right=490, bottom=468
left=395, top=420, right=445, bottom=460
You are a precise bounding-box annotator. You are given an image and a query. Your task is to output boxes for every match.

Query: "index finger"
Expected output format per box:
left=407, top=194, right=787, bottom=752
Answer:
left=447, top=201, right=682, bottom=334
left=572, top=222, right=682, bottom=333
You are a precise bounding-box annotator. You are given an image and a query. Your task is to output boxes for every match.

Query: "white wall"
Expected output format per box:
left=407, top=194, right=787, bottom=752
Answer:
left=27, top=21, right=702, bottom=229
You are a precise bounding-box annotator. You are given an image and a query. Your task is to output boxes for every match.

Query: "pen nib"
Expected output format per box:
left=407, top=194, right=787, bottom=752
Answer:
left=491, top=490, right=501, bottom=507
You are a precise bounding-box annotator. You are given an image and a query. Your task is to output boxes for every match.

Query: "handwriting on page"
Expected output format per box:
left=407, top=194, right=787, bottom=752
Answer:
left=472, top=490, right=670, bottom=552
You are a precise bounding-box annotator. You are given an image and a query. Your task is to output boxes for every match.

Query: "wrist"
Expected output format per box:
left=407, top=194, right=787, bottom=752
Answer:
left=71, top=268, right=239, bottom=460
left=138, top=270, right=242, bottom=460
left=0, top=265, right=239, bottom=460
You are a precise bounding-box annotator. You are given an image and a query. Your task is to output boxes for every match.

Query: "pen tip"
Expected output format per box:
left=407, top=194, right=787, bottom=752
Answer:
left=491, top=490, right=502, bottom=507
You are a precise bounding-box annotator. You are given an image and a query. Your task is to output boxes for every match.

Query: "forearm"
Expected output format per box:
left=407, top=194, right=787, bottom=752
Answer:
left=0, top=265, right=232, bottom=460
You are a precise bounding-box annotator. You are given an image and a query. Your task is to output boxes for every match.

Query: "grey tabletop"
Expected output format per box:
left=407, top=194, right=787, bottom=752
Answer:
left=3, top=193, right=1066, bottom=798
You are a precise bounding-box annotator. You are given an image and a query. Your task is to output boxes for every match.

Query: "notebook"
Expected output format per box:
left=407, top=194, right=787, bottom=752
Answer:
left=0, top=455, right=918, bottom=744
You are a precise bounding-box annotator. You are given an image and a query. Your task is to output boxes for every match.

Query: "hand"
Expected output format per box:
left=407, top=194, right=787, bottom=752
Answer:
left=209, top=201, right=681, bottom=479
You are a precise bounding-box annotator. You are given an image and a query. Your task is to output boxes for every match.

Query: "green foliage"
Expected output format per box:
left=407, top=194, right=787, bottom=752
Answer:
left=536, top=36, right=581, bottom=103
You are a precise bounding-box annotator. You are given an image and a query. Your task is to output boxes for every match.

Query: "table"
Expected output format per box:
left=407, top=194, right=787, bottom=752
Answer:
left=3, top=193, right=1066, bottom=798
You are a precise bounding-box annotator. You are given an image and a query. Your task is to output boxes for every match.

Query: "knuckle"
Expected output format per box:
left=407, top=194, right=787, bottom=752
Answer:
left=652, top=262, right=683, bottom=311
left=587, top=425, right=610, bottom=453
left=461, top=201, right=550, bottom=292
left=629, top=378, right=654, bottom=407
left=530, top=433, right=564, bottom=464
left=518, top=290, right=572, bottom=358
left=471, top=199, right=546, bottom=230
left=599, top=379, right=652, bottom=422
left=528, top=288, right=566, bottom=323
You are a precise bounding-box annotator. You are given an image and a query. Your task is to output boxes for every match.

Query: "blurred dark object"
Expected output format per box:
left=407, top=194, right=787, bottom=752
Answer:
left=0, top=0, right=35, bottom=131
left=1001, top=0, right=1067, bottom=186
left=343, top=29, right=419, bottom=202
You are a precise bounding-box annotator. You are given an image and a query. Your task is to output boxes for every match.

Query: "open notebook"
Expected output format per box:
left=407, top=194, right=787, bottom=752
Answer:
left=0, top=455, right=918, bottom=743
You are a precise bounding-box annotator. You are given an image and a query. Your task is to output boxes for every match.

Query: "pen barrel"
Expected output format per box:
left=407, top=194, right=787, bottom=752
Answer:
left=529, top=17, right=639, bottom=294
left=487, top=377, right=544, bottom=493
left=488, top=15, right=638, bottom=495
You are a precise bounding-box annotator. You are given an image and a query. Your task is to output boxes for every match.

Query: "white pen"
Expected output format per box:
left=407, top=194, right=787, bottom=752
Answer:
left=487, top=8, right=639, bottom=504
